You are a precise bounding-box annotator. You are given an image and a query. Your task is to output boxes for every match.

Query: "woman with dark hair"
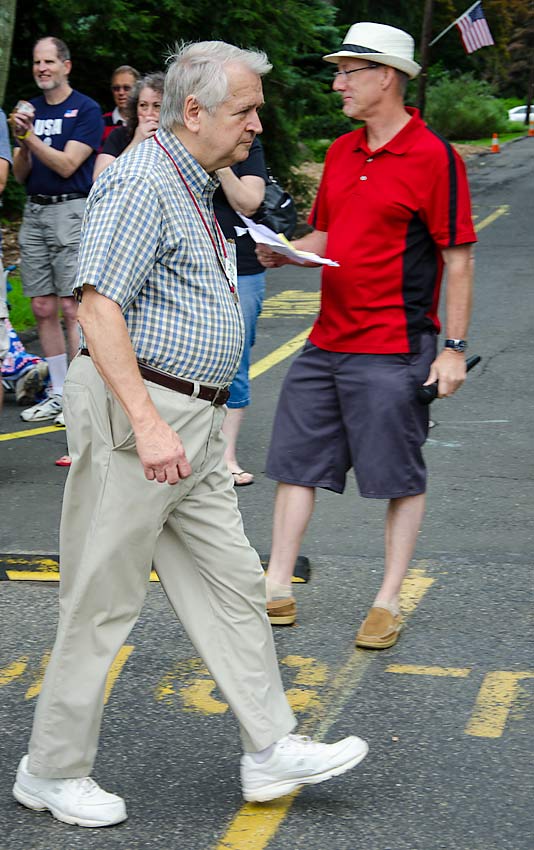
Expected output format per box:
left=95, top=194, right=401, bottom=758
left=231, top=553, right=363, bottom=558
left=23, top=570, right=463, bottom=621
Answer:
left=93, top=72, right=165, bottom=180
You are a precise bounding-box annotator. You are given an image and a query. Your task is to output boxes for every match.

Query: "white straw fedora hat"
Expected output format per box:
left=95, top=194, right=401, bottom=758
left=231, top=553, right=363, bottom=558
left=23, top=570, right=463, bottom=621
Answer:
left=323, top=22, right=421, bottom=79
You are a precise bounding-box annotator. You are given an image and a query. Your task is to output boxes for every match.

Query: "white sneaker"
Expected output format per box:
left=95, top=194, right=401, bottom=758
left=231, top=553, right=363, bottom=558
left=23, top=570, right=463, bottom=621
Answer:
left=15, top=362, right=50, bottom=406
left=12, top=755, right=127, bottom=828
left=54, top=411, right=65, bottom=427
left=20, top=391, right=62, bottom=422
left=241, top=733, right=368, bottom=802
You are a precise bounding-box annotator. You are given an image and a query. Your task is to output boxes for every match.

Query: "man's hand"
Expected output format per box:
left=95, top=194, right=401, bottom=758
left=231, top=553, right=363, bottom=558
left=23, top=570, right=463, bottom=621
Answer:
left=423, top=349, right=466, bottom=398
left=9, top=101, right=35, bottom=140
left=134, top=417, right=192, bottom=485
left=255, top=244, right=292, bottom=268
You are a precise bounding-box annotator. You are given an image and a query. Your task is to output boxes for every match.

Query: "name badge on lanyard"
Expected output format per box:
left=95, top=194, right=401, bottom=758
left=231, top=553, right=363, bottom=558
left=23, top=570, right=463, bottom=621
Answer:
left=224, top=255, right=238, bottom=301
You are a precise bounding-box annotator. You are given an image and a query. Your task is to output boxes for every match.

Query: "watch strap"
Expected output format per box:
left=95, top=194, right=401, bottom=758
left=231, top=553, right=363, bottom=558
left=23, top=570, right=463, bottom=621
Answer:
left=444, top=338, right=467, bottom=352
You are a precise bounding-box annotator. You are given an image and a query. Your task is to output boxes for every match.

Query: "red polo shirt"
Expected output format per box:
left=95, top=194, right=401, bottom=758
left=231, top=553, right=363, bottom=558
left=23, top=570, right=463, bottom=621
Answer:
left=309, top=108, right=476, bottom=354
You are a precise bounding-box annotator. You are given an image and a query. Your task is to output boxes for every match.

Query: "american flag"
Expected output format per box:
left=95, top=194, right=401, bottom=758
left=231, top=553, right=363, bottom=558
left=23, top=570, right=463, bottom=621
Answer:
left=456, top=2, right=495, bottom=54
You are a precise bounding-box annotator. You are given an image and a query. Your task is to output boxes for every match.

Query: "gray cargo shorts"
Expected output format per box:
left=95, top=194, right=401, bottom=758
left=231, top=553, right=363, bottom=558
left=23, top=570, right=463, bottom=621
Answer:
left=266, top=335, right=437, bottom=499
left=19, top=197, right=86, bottom=298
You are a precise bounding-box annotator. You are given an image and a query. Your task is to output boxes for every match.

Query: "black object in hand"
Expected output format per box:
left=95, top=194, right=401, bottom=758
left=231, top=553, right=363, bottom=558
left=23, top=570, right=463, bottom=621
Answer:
left=417, top=355, right=482, bottom=405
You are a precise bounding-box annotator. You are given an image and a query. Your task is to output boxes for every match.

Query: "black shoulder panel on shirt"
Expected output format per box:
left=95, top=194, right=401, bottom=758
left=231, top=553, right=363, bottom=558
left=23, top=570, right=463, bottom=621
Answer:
left=426, top=127, right=458, bottom=248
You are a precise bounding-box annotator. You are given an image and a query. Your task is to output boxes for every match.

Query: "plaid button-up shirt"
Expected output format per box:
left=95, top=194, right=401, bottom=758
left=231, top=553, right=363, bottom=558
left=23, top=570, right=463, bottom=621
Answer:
left=74, top=128, right=244, bottom=385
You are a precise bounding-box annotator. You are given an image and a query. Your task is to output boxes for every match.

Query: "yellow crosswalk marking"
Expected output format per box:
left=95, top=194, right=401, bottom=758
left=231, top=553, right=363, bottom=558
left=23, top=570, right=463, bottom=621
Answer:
left=386, top=664, right=471, bottom=677
left=213, top=566, right=433, bottom=850
left=0, top=658, right=28, bottom=687
left=465, top=671, right=534, bottom=738
left=25, top=651, right=51, bottom=700
left=260, top=290, right=320, bottom=318
left=104, top=645, right=134, bottom=704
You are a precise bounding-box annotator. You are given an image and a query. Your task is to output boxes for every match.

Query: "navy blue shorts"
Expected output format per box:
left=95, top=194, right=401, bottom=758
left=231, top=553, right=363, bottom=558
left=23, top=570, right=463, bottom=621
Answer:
left=266, top=336, right=436, bottom=499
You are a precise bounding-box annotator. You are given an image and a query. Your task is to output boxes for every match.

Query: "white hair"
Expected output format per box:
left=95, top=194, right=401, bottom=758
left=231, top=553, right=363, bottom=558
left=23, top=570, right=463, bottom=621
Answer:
left=160, top=40, right=271, bottom=129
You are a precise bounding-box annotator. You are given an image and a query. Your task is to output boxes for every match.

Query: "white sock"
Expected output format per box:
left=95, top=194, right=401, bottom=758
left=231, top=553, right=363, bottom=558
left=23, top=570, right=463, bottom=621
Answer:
left=265, top=577, right=292, bottom=602
left=373, top=599, right=400, bottom=617
left=248, top=743, right=276, bottom=763
left=46, top=353, right=68, bottom=396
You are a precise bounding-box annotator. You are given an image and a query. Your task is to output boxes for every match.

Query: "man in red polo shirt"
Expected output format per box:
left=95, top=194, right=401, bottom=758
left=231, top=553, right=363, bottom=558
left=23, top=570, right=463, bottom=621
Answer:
left=257, top=22, right=476, bottom=647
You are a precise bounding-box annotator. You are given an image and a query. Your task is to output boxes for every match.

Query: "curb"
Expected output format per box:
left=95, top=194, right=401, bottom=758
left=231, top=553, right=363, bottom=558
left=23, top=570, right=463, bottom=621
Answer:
left=0, top=553, right=311, bottom=583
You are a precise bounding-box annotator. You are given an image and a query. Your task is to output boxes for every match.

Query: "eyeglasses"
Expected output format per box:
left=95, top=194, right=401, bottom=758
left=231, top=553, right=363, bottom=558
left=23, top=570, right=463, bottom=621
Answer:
left=112, top=84, right=132, bottom=92
left=333, top=64, right=379, bottom=79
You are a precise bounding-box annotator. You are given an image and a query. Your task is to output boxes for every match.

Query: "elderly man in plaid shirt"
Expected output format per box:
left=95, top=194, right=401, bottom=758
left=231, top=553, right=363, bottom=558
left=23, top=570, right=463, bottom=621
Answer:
left=12, top=42, right=368, bottom=829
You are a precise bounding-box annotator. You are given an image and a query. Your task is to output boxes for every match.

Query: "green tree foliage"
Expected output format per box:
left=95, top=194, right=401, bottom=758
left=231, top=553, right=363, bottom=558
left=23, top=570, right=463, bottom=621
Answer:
left=3, top=0, right=533, bottom=197
left=5, top=0, right=339, bottom=182
left=424, top=72, right=508, bottom=137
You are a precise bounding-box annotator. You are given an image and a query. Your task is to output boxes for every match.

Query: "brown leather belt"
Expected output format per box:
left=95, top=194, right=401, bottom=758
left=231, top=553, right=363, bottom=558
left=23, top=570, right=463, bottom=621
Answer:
left=79, top=348, right=230, bottom=405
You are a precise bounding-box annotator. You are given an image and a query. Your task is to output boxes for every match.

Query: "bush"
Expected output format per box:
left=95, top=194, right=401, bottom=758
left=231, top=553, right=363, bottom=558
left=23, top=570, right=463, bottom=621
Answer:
left=425, top=73, right=508, bottom=140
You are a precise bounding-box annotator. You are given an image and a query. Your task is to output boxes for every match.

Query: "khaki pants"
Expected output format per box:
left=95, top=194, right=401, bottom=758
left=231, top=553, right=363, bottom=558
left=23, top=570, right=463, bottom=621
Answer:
left=28, top=355, right=295, bottom=778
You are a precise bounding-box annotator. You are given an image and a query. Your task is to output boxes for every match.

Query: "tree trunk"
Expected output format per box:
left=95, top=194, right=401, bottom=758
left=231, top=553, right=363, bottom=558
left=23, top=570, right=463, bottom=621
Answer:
left=417, top=0, right=434, bottom=117
left=0, top=0, right=17, bottom=108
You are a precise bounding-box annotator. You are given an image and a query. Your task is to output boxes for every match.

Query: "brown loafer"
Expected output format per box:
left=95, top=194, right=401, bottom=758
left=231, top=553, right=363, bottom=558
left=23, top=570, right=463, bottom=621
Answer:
left=267, top=597, right=297, bottom=626
left=355, top=606, right=402, bottom=649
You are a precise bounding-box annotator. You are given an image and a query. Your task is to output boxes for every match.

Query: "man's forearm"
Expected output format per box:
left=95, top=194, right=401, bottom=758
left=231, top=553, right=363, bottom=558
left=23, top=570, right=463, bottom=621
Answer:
left=443, top=246, right=474, bottom=339
left=13, top=147, right=32, bottom=184
left=22, top=133, right=90, bottom=180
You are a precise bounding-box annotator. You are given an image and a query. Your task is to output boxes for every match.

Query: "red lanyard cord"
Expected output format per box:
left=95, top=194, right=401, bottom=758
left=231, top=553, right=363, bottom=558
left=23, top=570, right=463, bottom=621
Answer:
left=154, top=136, right=230, bottom=272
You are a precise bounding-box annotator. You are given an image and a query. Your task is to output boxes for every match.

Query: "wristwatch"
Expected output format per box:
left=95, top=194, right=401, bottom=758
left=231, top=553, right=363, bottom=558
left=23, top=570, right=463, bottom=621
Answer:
left=444, top=338, right=467, bottom=353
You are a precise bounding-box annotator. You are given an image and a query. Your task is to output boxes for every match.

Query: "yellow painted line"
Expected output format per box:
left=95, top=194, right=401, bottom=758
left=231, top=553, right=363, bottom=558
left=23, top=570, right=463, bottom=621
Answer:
left=25, top=651, right=51, bottom=700
left=0, top=424, right=64, bottom=441
left=0, top=328, right=309, bottom=442
left=249, top=328, right=312, bottom=380
left=180, top=679, right=228, bottom=715
left=474, top=205, right=509, bottom=232
left=282, top=655, right=328, bottom=687
left=398, top=565, right=435, bottom=615
left=213, top=566, right=432, bottom=850
left=2, top=556, right=59, bottom=570
left=216, top=793, right=299, bottom=850
left=260, top=290, right=320, bottom=318
left=0, top=657, right=28, bottom=687
left=104, top=645, right=134, bottom=704
left=465, top=671, right=534, bottom=738
left=386, top=664, right=471, bottom=677
left=6, top=570, right=60, bottom=581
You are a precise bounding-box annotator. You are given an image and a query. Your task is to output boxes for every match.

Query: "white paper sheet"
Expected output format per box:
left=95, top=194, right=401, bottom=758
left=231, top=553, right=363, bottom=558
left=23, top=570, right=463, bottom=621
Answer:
left=236, top=214, right=339, bottom=267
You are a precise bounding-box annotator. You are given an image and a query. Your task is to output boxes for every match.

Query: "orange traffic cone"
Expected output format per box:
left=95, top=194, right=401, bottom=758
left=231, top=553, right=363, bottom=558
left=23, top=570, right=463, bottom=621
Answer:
left=528, top=120, right=534, bottom=138
left=491, top=133, right=500, bottom=153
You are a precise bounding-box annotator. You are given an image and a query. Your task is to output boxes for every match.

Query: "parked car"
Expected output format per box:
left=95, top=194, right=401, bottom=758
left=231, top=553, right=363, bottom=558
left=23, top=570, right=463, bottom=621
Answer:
left=507, top=105, right=533, bottom=123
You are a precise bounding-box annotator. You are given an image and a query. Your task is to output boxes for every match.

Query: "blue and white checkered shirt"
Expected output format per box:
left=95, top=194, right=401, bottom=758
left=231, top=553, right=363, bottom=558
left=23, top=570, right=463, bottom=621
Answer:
left=74, top=128, right=243, bottom=384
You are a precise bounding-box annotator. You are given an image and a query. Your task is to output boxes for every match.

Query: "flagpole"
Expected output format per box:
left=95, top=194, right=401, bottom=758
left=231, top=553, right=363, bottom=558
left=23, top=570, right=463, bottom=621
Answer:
left=429, top=0, right=480, bottom=46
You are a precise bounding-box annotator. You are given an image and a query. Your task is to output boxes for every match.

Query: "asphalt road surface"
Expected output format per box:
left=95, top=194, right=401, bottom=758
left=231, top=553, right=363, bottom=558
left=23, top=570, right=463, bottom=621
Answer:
left=0, top=137, right=533, bottom=850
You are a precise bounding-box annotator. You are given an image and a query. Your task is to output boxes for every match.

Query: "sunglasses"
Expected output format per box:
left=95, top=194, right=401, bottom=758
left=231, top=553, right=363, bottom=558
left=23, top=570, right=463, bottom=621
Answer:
left=112, top=84, right=132, bottom=92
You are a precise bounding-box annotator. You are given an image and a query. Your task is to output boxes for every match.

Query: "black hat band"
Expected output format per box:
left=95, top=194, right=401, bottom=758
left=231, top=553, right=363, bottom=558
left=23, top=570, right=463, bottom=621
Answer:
left=336, top=44, right=384, bottom=55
